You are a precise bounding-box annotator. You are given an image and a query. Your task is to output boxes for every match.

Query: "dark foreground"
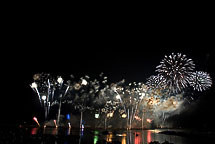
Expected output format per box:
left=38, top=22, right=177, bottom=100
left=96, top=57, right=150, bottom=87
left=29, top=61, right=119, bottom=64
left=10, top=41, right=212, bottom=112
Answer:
left=0, top=126, right=214, bottom=144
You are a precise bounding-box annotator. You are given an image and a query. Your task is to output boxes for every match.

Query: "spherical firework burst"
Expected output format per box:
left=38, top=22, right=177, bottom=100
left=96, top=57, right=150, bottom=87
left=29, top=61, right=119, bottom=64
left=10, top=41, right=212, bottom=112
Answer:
left=156, top=53, right=195, bottom=93
left=146, top=74, right=166, bottom=89
left=189, top=71, right=212, bottom=91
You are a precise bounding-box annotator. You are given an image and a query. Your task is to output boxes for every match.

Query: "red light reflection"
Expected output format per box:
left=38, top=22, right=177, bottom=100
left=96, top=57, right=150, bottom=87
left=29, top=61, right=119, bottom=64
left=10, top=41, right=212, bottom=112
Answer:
left=147, top=131, right=152, bottom=143
left=31, top=128, right=38, bottom=135
left=134, top=132, right=141, bottom=144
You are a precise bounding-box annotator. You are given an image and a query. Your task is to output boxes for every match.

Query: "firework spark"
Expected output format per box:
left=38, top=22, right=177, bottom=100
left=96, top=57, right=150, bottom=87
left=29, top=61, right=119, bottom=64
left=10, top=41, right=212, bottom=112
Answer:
left=146, top=118, right=152, bottom=123
left=33, top=117, right=40, bottom=127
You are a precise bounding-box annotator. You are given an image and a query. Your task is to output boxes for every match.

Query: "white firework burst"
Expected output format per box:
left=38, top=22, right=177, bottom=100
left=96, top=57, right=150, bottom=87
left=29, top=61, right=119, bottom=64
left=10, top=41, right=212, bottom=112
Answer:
left=146, top=75, right=166, bottom=88
left=156, top=53, right=195, bottom=93
left=189, top=71, right=212, bottom=91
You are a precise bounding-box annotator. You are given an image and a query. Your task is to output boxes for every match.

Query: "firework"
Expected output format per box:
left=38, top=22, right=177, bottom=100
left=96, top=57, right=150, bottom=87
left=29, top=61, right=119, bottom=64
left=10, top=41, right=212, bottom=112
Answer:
left=74, top=83, right=81, bottom=90
left=156, top=53, right=195, bottom=94
left=57, top=82, right=70, bottom=126
left=57, top=77, right=63, bottom=85
left=33, top=73, right=41, bottom=81
left=146, top=75, right=166, bottom=89
left=68, top=122, right=71, bottom=128
left=116, top=94, right=121, bottom=100
left=42, top=95, right=46, bottom=101
left=134, top=115, right=141, bottom=121
left=30, top=59, right=212, bottom=129
left=30, top=82, right=42, bottom=104
left=53, top=120, right=57, bottom=128
left=31, top=73, right=72, bottom=123
left=33, top=117, right=40, bottom=127
left=146, top=118, right=152, bottom=123
left=95, top=113, right=99, bottom=118
left=189, top=71, right=212, bottom=91
left=81, top=79, right=88, bottom=85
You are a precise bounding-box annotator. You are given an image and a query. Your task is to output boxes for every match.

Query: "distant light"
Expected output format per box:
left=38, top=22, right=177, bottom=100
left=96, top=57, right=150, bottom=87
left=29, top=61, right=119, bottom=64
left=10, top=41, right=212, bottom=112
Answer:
left=121, top=114, right=127, bottom=118
left=94, top=135, right=99, bottom=144
left=81, top=79, right=87, bottom=85
left=107, top=112, right=113, bottom=118
left=42, top=95, right=46, bottom=101
left=31, top=128, right=38, bottom=135
left=95, top=114, right=99, bottom=119
left=66, top=114, right=70, bottom=120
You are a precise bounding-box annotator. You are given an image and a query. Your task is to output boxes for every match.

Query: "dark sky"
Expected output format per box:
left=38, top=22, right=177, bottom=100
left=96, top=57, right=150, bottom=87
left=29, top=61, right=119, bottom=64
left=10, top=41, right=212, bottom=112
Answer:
left=1, top=16, right=215, bottom=129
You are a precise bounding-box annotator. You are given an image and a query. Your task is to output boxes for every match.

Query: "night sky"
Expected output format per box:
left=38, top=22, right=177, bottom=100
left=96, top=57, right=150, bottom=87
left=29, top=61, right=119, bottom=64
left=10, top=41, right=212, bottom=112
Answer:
left=1, top=18, right=215, bottom=130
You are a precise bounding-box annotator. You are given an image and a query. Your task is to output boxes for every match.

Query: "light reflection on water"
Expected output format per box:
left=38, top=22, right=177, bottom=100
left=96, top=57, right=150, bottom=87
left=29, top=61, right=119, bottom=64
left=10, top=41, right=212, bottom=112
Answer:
left=103, top=129, right=186, bottom=144
left=31, top=127, right=38, bottom=135
left=29, top=128, right=203, bottom=144
left=147, top=131, right=151, bottom=143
